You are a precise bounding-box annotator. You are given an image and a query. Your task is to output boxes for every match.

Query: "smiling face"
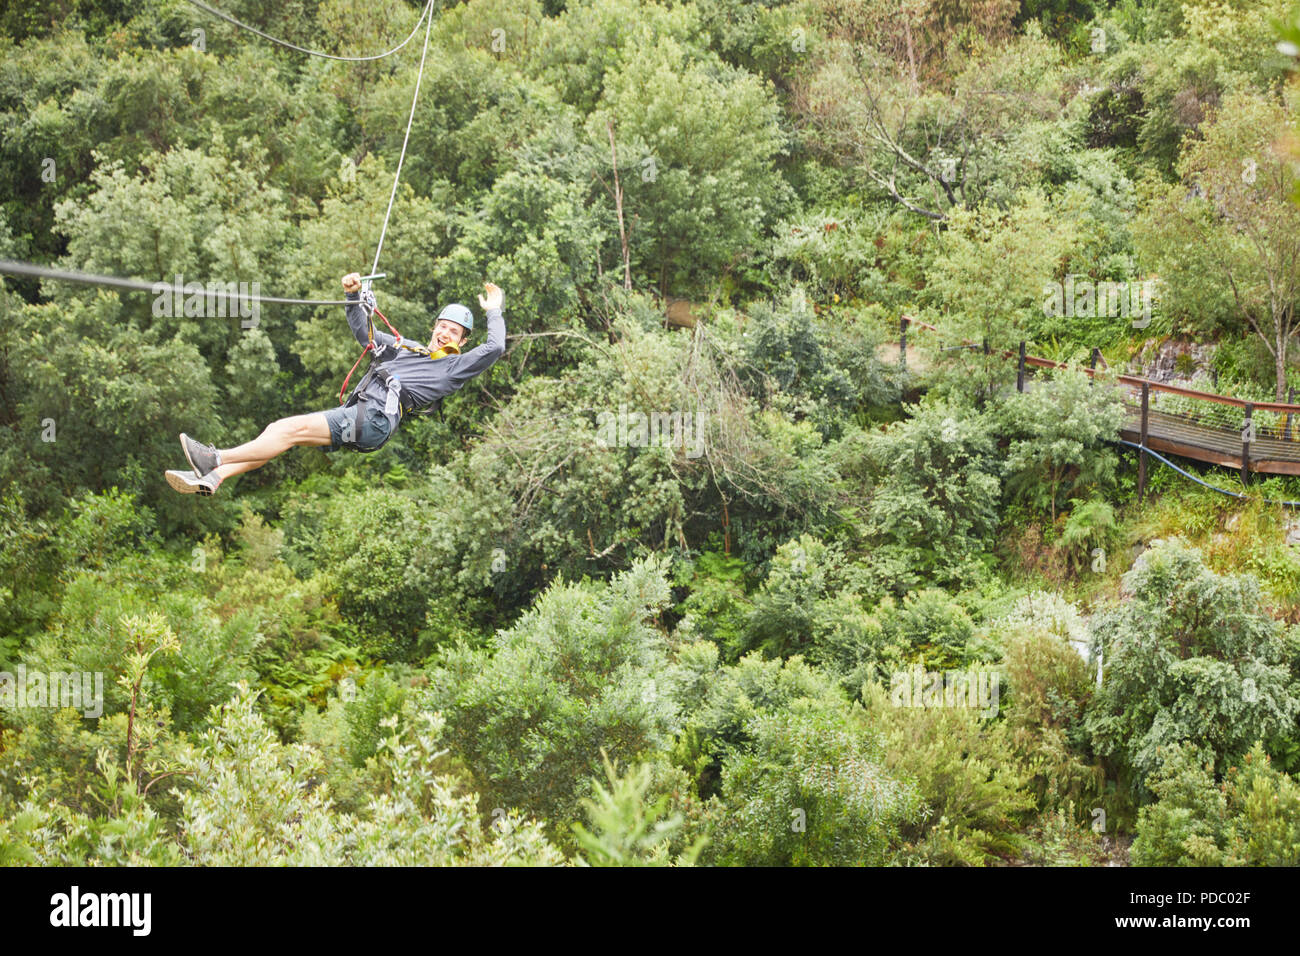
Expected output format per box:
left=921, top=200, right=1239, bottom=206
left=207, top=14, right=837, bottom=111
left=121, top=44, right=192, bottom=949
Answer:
left=428, top=318, right=468, bottom=351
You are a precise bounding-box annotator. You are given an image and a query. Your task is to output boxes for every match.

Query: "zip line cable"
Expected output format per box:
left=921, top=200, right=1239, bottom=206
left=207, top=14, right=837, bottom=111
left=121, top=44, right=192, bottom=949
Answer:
left=185, top=0, right=435, bottom=62
left=1117, top=439, right=1300, bottom=508
left=0, top=259, right=350, bottom=306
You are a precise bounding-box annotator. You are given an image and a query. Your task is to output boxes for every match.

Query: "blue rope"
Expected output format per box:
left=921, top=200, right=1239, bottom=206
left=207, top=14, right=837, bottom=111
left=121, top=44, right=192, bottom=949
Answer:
left=1117, top=439, right=1300, bottom=508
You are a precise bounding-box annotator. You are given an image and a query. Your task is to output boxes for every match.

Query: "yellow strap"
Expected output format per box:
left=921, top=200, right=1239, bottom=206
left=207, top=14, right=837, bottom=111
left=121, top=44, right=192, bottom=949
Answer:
left=396, top=340, right=461, bottom=360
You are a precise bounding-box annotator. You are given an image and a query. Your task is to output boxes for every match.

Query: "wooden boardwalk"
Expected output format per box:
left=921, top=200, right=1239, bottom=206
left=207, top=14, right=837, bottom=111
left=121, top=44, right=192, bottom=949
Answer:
left=899, top=317, right=1300, bottom=479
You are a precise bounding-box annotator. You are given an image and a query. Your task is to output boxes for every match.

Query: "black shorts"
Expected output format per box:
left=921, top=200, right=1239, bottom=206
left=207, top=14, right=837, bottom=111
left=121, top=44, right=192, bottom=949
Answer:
left=321, top=402, right=394, bottom=453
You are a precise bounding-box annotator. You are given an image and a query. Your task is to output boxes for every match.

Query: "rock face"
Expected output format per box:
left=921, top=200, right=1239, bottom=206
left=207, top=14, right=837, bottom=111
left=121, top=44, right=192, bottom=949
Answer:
left=1130, top=338, right=1216, bottom=386
left=1286, top=519, right=1300, bottom=547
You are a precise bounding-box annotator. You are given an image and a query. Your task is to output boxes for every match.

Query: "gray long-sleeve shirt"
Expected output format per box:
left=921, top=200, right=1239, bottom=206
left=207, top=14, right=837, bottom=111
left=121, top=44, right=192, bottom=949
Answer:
left=344, top=291, right=505, bottom=418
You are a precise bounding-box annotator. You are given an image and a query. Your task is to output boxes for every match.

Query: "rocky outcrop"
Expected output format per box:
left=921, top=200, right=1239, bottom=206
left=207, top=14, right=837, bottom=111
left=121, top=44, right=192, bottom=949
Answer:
left=1130, top=338, right=1216, bottom=385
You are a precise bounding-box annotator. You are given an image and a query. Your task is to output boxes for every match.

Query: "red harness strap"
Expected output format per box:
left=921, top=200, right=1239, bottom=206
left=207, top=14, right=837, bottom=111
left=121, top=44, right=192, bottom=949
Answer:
left=373, top=306, right=401, bottom=338
left=338, top=343, right=373, bottom=404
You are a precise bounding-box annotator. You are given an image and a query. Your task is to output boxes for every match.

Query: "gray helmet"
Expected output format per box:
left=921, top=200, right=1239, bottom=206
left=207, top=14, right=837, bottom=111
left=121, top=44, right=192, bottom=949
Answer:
left=435, top=303, right=473, bottom=333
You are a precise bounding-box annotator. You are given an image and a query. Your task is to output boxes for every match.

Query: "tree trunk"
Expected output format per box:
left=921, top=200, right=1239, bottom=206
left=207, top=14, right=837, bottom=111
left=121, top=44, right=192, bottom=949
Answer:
left=1277, top=342, right=1287, bottom=403
left=1276, top=303, right=1293, bottom=402
left=903, top=20, right=918, bottom=94
left=606, top=118, right=632, bottom=292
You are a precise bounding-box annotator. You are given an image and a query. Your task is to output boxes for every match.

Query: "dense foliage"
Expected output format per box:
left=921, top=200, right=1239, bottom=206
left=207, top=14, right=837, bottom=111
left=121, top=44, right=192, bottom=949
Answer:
left=4, top=0, right=1300, bottom=867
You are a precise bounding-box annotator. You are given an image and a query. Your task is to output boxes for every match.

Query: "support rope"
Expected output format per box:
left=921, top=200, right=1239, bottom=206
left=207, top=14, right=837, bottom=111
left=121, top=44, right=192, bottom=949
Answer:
left=185, top=0, right=435, bottom=62
left=369, top=0, right=436, bottom=276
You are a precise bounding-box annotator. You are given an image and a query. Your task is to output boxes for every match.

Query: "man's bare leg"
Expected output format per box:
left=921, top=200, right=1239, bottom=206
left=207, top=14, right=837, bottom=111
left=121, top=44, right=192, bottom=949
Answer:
left=211, top=457, right=272, bottom=481
left=212, top=413, right=333, bottom=480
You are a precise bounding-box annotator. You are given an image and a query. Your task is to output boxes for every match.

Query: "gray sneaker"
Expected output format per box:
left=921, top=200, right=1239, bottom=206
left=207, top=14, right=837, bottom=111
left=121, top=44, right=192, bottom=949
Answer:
left=165, top=469, right=222, bottom=496
left=180, top=433, right=221, bottom=476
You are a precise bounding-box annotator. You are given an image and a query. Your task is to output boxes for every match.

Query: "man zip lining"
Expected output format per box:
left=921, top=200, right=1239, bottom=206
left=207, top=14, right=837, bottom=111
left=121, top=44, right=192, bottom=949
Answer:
left=165, top=274, right=505, bottom=496
left=154, top=1, right=465, bottom=496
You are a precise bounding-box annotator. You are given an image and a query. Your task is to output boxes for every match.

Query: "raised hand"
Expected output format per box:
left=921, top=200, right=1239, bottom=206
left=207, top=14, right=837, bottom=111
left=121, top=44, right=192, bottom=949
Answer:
left=342, top=272, right=362, bottom=293
left=478, top=281, right=503, bottom=311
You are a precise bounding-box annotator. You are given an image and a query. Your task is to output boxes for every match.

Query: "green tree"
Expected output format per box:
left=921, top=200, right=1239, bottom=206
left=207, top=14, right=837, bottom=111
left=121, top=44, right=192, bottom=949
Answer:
left=52, top=138, right=294, bottom=369
left=1085, top=541, right=1300, bottom=794
left=1132, top=741, right=1300, bottom=866
left=178, top=684, right=567, bottom=866
left=998, top=602, right=1105, bottom=817
left=591, top=34, right=793, bottom=295
left=531, top=0, right=708, bottom=114
left=706, top=706, right=922, bottom=866
left=925, top=189, right=1077, bottom=396
left=865, top=683, right=1038, bottom=865
left=739, top=534, right=879, bottom=666
left=837, top=396, right=1001, bottom=592
left=999, top=367, right=1127, bottom=522
left=571, top=754, right=707, bottom=866
left=1136, top=90, right=1300, bottom=399
left=428, top=556, right=679, bottom=835
left=3, top=295, right=223, bottom=526
left=671, top=643, right=852, bottom=799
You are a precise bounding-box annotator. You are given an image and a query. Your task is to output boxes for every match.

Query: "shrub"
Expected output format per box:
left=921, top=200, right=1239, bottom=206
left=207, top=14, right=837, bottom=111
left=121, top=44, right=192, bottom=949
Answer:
left=840, top=398, right=1002, bottom=593
left=1131, top=742, right=1300, bottom=866
left=705, top=707, right=921, bottom=866
left=426, top=557, right=679, bottom=835
left=865, top=684, right=1038, bottom=865
left=1084, top=541, right=1300, bottom=795
left=571, top=755, right=707, bottom=866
